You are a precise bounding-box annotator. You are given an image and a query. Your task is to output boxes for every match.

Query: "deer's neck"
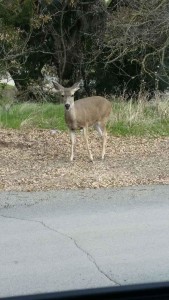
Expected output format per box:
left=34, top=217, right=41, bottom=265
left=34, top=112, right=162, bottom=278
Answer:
left=65, top=104, right=77, bottom=130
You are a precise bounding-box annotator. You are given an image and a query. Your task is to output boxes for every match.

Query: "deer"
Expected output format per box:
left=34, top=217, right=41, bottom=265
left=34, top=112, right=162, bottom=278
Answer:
left=53, top=81, right=112, bottom=162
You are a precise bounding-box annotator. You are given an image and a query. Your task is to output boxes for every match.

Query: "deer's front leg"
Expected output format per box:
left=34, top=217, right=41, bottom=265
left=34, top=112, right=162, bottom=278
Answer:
left=70, top=130, right=76, bottom=162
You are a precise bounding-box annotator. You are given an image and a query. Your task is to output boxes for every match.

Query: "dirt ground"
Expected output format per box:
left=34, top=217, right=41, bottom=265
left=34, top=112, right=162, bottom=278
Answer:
left=0, top=129, right=169, bottom=191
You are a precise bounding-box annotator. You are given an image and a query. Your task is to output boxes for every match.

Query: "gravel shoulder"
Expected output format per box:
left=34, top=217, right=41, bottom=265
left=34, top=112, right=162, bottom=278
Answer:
left=0, top=129, right=169, bottom=191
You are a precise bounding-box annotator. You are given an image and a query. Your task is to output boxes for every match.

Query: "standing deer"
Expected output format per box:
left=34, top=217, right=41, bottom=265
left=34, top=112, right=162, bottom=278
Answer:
left=53, top=81, right=112, bottom=162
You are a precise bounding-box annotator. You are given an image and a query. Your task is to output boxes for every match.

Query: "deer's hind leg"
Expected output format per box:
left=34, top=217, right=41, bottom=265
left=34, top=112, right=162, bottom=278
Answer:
left=94, top=122, right=107, bottom=160
left=94, top=123, right=103, bottom=137
left=101, top=124, right=107, bottom=160
left=83, top=126, right=93, bottom=162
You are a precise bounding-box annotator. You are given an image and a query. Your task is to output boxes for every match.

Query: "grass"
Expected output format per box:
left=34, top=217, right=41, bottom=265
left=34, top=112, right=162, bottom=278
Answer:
left=0, top=102, right=66, bottom=130
left=108, top=100, right=169, bottom=136
left=0, top=98, right=169, bottom=136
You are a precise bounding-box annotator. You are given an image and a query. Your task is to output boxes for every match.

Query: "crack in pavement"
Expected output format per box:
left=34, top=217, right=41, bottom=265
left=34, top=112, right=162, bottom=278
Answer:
left=0, top=213, right=120, bottom=286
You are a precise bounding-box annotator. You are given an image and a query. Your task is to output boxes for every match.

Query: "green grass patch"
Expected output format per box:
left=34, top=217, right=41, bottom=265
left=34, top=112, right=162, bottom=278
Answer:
left=109, top=120, right=169, bottom=136
left=0, top=100, right=169, bottom=136
left=0, top=103, right=66, bottom=130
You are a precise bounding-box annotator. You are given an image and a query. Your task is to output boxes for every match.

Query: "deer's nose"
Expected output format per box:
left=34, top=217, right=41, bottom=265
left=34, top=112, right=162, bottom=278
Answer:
left=65, top=103, right=70, bottom=110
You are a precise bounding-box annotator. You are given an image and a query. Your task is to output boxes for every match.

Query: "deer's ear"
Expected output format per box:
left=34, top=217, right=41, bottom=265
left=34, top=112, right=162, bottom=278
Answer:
left=71, top=81, right=81, bottom=93
left=53, top=81, right=64, bottom=92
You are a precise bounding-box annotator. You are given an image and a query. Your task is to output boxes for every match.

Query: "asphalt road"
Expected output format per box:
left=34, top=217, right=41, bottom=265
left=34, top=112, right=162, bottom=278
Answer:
left=0, top=185, right=169, bottom=298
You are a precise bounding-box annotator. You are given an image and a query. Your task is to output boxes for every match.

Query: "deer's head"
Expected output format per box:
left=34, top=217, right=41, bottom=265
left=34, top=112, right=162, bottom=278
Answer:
left=53, top=81, right=81, bottom=111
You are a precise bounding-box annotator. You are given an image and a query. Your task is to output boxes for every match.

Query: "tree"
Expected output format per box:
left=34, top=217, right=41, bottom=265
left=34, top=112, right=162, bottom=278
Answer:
left=1, top=0, right=169, bottom=100
left=0, top=0, right=108, bottom=97
left=100, top=0, right=169, bottom=94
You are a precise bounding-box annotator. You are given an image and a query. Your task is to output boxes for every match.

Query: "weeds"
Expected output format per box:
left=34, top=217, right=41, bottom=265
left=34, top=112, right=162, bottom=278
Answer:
left=0, top=95, right=169, bottom=136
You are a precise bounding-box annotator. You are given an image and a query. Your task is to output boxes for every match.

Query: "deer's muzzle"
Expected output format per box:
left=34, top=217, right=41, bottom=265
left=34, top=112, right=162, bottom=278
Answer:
left=65, top=103, right=70, bottom=110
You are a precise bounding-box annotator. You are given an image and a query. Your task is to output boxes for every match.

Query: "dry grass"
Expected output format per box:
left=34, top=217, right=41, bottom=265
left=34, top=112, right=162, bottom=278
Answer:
left=109, top=96, right=169, bottom=136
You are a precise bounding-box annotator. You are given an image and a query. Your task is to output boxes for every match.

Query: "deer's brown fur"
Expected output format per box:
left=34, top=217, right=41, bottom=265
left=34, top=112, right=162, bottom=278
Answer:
left=53, top=81, right=112, bottom=161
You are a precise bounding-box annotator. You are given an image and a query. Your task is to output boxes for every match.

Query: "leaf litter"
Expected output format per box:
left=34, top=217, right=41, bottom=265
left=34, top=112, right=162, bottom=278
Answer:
left=0, top=129, right=169, bottom=191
